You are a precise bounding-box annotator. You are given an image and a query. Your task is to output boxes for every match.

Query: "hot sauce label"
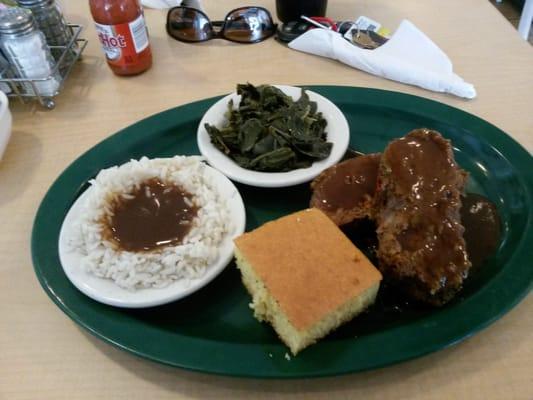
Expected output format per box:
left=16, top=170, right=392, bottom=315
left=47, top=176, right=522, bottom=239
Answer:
left=94, top=14, right=149, bottom=65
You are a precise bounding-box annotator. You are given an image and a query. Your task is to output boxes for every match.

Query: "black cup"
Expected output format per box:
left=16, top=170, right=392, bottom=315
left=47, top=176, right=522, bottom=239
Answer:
left=275, top=0, right=328, bottom=23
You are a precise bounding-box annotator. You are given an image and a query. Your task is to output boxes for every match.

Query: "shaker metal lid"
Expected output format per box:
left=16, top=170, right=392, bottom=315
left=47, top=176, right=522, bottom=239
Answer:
left=0, top=8, right=35, bottom=35
left=16, top=0, right=51, bottom=7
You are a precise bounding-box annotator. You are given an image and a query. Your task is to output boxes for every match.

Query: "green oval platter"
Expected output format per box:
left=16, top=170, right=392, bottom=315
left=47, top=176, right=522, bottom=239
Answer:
left=31, top=86, right=533, bottom=378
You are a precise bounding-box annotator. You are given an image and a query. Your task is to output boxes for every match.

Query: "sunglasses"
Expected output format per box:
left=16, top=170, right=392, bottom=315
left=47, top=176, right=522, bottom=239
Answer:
left=166, top=6, right=277, bottom=44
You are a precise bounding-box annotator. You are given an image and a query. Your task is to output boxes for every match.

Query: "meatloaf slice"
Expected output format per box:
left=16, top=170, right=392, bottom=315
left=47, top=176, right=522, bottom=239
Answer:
left=375, top=129, right=471, bottom=305
left=310, top=153, right=381, bottom=226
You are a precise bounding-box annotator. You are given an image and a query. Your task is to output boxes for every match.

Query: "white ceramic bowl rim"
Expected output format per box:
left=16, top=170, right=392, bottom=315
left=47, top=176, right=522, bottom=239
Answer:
left=0, top=90, right=12, bottom=161
left=0, top=90, right=8, bottom=116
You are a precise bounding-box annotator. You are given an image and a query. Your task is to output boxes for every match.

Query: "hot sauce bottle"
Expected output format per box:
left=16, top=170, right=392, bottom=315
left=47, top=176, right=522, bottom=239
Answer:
left=89, top=0, right=152, bottom=76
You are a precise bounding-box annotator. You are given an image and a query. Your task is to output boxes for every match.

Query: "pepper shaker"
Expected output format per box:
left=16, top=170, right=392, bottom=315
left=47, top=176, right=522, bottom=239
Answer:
left=0, top=8, right=60, bottom=96
left=0, top=52, right=15, bottom=94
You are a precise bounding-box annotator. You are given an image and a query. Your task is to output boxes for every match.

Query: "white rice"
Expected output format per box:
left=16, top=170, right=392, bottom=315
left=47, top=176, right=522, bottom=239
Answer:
left=68, top=156, right=232, bottom=291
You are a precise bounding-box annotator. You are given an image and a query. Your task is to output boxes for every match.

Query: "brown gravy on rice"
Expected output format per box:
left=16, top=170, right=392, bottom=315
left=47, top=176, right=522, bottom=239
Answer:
left=102, top=179, right=199, bottom=252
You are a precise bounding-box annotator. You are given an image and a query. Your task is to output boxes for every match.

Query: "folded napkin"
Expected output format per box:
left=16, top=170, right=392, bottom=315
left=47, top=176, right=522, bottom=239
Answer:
left=288, top=20, right=476, bottom=99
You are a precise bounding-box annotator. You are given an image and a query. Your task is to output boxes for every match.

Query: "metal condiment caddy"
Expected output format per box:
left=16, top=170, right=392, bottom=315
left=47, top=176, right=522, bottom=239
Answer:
left=0, top=23, right=87, bottom=109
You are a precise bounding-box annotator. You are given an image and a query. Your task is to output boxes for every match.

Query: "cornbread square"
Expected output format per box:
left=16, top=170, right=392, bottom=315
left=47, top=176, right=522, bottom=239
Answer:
left=234, top=208, right=382, bottom=355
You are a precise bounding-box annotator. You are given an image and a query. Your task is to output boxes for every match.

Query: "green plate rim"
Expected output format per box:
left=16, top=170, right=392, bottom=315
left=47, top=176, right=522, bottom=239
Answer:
left=31, top=86, right=533, bottom=378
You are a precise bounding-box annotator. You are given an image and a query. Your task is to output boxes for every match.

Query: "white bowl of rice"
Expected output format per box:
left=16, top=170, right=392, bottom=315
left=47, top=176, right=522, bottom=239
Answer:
left=58, top=156, right=246, bottom=308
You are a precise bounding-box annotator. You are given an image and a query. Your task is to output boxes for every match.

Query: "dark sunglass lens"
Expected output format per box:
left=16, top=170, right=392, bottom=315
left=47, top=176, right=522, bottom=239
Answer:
left=167, top=8, right=213, bottom=42
left=224, top=8, right=275, bottom=43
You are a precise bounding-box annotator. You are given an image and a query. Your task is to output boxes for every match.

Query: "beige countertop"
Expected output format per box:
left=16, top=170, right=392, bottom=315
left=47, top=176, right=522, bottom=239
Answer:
left=1, top=0, right=532, bottom=399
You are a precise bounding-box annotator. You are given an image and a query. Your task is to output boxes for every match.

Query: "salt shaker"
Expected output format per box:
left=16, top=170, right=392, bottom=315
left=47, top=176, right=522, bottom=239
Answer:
left=0, top=8, right=60, bottom=96
left=16, top=0, right=73, bottom=59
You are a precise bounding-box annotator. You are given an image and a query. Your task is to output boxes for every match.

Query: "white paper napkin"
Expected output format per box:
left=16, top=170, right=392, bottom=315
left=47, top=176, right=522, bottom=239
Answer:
left=288, top=20, right=476, bottom=99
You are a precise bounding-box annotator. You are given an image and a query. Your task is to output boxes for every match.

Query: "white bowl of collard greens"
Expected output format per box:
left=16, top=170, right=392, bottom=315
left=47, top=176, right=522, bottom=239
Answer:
left=197, top=84, right=349, bottom=188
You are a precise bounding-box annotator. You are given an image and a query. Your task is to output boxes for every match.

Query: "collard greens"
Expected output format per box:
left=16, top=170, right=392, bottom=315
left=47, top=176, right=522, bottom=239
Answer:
left=205, top=84, right=333, bottom=172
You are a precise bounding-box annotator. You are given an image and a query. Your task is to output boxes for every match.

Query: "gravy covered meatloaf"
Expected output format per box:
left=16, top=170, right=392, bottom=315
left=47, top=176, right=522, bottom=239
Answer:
left=310, top=154, right=381, bottom=225
left=374, top=129, right=471, bottom=305
left=234, top=208, right=382, bottom=355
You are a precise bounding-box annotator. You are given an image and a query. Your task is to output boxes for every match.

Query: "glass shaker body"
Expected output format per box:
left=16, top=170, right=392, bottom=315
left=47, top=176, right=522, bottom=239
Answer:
left=0, top=52, right=14, bottom=94
left=0, top=8, right=60, bottom=96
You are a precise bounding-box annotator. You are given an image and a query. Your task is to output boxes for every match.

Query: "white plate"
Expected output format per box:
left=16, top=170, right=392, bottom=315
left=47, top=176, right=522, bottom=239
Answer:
left=58, top=164, right=246, bottom=308
left=197, top=85, right=350, bottom=188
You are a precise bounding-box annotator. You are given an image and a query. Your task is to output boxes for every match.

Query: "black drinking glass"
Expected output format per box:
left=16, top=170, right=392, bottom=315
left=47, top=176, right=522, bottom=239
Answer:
left=166, top=6, right=276, bottom=43
left=276, top=0, right=328, bottom=23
